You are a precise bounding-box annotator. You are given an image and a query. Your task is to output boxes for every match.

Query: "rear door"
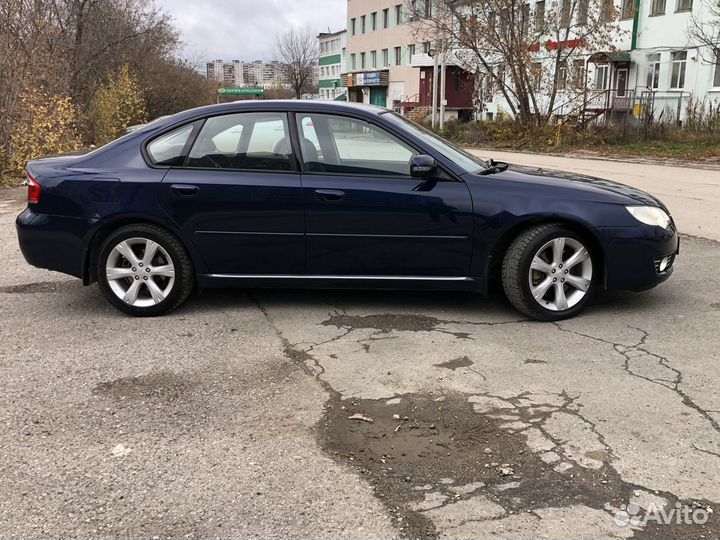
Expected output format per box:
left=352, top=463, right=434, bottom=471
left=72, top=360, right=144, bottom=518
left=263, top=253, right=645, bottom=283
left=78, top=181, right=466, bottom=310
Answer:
left=157, top=112, right=304, bottom=275
left=295, top=112, right=474, bottom=277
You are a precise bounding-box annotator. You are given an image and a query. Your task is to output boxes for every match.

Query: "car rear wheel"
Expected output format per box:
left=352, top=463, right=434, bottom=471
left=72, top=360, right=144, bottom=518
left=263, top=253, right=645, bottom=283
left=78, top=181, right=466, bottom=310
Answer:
left=502, top=224, right=596, bottom=321
left=97, top=224, right=194, bottom=316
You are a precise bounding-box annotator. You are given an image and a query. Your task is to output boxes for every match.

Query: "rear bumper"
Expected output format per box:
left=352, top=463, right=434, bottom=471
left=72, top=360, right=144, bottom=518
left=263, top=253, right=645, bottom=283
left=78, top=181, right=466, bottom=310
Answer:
left=594, top=223, right=679, bottom=292
left=16, top=207, right=96, bottom=279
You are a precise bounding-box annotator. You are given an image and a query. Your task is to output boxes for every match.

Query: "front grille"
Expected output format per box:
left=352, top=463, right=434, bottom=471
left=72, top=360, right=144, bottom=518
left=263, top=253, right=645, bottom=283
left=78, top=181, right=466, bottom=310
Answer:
left=655, top=254, right=675, bottom=274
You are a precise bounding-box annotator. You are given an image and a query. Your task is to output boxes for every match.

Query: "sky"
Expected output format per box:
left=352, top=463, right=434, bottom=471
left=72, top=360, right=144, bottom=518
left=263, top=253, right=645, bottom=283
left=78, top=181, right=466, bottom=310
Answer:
left=154, top=0, right=347, bottom=64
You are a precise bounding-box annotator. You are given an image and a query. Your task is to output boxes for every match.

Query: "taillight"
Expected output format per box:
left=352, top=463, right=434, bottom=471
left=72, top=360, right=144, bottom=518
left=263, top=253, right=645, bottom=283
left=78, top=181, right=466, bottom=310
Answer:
left=26, top=171, right=41, bottom=204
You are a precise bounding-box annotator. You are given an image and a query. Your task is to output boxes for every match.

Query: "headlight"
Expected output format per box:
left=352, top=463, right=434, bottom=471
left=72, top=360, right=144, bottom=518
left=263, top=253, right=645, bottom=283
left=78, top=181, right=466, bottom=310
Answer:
left=625, top=206, right=671, bottom=229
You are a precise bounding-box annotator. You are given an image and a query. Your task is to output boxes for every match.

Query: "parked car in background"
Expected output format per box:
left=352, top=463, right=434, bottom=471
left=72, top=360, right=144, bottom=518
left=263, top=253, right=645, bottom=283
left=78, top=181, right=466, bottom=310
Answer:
left=16, top=101, right=678, bottom=320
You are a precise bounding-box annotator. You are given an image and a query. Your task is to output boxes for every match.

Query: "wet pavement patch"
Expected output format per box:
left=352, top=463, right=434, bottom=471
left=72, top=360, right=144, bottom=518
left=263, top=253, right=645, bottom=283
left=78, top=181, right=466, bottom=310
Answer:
left=318, top=392, right=720, bottom=539
left=434, top=356, right=474, bottom=371
left=94, top=370, right=192, bottom=401
left=320, top=313, right=471, bottom=339
left=0, top=280, right=74, bottom=294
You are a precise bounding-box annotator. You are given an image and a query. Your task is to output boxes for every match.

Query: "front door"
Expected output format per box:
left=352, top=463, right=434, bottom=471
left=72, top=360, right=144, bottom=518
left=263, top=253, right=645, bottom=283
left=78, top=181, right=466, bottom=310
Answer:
left=158, top=111, right=304, bottom=275
left=616, top=68, right=628, bottom=97
left=370, top=87, right=387, bottom=107
left=295, top=112, right=474, bottom=277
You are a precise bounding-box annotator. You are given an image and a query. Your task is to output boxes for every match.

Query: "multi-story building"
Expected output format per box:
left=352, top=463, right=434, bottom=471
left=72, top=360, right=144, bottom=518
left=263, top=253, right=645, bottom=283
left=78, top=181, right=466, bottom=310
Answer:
left=205, top=59, right=289, bottom=89
left=318, top=30, right=347, bottom=100
left=471, top=0, right=720, bottom=123
left=344, top=0, right=429, bottom=107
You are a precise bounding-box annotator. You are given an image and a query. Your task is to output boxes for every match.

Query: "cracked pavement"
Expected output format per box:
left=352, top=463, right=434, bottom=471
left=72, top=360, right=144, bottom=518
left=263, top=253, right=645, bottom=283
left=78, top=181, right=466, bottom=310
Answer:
left=1, top=154, right=719, bottom=540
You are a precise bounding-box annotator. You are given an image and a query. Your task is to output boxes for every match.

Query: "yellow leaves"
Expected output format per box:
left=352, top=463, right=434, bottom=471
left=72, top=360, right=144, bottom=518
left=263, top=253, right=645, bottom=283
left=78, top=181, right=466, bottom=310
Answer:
left=91, top=64, right=148, bottom=146
left=4, top=89, right=82, bottom=179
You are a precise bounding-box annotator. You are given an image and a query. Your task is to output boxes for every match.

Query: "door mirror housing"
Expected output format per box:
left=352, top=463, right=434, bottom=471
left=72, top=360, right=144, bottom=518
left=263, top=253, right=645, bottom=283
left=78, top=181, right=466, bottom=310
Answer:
left=410, top=154, right=437, bottom=178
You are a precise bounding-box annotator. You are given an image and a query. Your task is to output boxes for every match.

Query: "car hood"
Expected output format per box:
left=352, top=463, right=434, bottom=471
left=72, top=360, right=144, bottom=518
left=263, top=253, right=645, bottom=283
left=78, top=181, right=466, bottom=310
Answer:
left=488, top=164, right=666, bottom=209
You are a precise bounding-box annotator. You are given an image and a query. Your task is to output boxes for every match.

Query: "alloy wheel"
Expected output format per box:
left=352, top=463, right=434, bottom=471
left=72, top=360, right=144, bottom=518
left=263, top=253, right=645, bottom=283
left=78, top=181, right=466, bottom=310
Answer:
left=105, top=237, right=176, bottom=307
left=528, top=236, right=592, bottom=311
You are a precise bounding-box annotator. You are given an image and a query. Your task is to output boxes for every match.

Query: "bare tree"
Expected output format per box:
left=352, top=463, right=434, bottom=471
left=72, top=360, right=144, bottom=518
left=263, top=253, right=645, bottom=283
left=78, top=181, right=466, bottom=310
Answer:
left=274, top=27, right=319, bottom=99
left=410, top=0, right=623, bottom=128
left=688, top=0, right=720, bottom=64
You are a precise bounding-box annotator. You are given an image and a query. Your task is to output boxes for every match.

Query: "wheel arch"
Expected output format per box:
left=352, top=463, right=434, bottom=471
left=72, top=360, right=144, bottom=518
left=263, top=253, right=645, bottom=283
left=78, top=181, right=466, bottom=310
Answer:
left=82, top=214, right=201, bottom=285
left=484, top=216, right=607, bottom=291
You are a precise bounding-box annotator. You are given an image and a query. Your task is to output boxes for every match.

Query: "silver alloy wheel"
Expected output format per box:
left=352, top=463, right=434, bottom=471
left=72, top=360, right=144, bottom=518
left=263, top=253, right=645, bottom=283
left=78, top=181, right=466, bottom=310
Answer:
left=528, top=236, right=592, bottom=312
left=105, top=237, right=175, bottom=307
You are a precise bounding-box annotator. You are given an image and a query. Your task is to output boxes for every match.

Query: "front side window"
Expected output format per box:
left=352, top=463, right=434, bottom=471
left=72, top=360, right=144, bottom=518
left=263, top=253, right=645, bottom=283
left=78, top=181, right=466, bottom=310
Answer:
left=296, top=114, right=415, bottom=176
left=671, top=50, right=687, bottom=88
left=646, top=53, right=661, bottom=88
left=146, top=123, right=195, bottom=166
left=186, top=112, right=293, bottom=171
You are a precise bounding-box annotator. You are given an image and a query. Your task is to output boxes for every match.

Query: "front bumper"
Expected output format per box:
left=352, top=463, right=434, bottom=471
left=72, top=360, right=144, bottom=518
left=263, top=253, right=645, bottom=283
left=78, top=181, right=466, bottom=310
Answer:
left=594, top=223, right=679, bottom=292
left=16, top=207, right=96, bottom=279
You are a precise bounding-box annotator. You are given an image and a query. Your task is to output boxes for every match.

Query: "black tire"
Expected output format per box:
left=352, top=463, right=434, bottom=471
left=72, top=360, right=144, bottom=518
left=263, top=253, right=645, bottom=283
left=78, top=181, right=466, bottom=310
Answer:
left=501, top=223, right=597, bottom=321
left=96, top=224, right=194, bottom=316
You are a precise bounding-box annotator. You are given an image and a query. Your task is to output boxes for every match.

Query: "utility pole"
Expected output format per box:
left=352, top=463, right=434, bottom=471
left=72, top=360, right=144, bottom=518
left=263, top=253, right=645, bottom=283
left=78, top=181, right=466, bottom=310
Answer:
left=439, top=41, right=447, bottom=130
left=430, top=49, right=438, bottom=128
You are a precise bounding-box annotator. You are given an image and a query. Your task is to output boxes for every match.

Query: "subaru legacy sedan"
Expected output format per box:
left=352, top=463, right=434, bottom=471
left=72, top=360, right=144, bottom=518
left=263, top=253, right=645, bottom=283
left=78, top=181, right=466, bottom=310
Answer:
left=16, top=101, right=678, bottom=320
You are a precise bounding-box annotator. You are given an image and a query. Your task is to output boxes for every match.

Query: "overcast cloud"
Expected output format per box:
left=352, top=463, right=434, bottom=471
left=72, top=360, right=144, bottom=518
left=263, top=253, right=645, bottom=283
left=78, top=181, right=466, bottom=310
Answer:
left=154, top=0, right=347, bottom=63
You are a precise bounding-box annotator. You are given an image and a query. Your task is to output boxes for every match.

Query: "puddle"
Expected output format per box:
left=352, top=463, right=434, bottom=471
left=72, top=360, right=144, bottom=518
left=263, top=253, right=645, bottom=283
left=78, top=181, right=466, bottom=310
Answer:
left=318, top=392, right=719, bottom=539
left=434, top=356, right=474, bottom=371
left=0, top=280, right=74, bottom=294
left=94, top=370, right=193, bottom=401
left=321, top=313, right=471, bottom=339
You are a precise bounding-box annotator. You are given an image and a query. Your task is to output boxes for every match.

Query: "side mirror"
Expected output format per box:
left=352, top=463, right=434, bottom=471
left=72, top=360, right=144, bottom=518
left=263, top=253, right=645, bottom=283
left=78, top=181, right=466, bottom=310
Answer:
left=410, top=154, right=437, bottom=178
left=489, top=159, right=509, bottom=172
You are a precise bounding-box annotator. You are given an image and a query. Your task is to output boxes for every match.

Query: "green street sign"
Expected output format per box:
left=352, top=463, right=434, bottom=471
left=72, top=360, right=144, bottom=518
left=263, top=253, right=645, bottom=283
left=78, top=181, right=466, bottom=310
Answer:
left=218, top=87, right=264, bottom=95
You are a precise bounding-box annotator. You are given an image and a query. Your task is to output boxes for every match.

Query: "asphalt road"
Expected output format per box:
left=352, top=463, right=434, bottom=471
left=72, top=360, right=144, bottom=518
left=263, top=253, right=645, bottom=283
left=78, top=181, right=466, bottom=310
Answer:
left=1, top=154, right=719, bottom=539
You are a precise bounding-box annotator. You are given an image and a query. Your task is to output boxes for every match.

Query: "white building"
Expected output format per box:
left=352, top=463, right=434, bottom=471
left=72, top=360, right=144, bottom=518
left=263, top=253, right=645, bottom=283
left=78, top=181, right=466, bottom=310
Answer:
left=318, top=30, right=347, bottom=100
left=205, top=59, right=290, bottom=89
left=472, top=0, right=720, bottom=123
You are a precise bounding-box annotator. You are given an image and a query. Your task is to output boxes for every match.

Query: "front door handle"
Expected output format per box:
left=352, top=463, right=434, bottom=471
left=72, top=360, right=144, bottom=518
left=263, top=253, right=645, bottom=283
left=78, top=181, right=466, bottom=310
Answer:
left=314, top=189, right=345, bottom=202
left=171, top=184, right=199, bottom=197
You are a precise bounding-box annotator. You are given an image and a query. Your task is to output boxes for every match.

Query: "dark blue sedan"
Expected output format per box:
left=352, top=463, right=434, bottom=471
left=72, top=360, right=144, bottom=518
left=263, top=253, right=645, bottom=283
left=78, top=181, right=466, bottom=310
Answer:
left=16, top=100, right=678, bottom=320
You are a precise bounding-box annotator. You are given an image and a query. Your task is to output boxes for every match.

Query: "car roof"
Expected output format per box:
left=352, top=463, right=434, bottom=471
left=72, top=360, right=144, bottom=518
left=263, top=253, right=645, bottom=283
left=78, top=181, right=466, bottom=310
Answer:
left=159, top=99, right=389, bottom=127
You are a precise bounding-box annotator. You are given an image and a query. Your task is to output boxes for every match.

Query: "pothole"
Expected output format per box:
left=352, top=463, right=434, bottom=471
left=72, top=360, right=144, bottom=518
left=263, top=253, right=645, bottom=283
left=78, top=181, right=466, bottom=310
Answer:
left=318, top=392, right=719, bottom=539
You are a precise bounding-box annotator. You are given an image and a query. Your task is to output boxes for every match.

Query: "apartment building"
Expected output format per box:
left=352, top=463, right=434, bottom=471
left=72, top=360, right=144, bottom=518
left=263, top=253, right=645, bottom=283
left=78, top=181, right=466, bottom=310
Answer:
left=205, top=59, right=289, bottom=89
left=344, top=0, right=432, bottom=107
left=408, top=0, right=720, bottom=122
left=318, top=30, right=347, bottom=100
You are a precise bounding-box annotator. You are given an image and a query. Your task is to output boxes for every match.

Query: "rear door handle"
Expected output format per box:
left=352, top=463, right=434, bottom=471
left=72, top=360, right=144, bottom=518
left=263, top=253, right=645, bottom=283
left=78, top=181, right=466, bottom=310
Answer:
left=314, top=189, right=345, bottom=202
left=171, top=184, right=199, bottom=197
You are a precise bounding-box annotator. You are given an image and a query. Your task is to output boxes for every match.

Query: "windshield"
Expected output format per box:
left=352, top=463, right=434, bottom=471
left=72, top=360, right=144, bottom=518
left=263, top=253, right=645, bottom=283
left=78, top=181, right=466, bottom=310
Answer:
left=382, top=112, right=489, bottom=174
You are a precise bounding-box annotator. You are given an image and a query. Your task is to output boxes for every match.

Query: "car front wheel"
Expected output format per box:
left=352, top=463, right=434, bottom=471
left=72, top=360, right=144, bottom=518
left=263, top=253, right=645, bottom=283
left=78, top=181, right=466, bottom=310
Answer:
left=96, top=224, right=194, bottom=316
left=502, top=224, right=596, bottom=321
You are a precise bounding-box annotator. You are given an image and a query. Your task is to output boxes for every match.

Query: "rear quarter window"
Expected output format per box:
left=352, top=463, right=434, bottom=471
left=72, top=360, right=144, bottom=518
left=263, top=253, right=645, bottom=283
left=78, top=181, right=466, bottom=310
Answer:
left=146, top=124, right=195, bottom=166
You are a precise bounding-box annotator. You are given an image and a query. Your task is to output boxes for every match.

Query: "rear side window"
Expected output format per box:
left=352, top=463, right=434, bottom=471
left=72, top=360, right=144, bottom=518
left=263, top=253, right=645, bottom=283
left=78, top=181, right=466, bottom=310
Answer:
left=146, top=124, right=194, bottom=166
left=187, top=112, right=293, bottom=171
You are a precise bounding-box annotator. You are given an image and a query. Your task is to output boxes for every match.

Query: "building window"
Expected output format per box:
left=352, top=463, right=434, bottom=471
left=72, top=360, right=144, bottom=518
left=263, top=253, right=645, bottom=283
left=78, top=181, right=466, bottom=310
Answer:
left=670, top=50, right=687, bottom=88
left=371, top=11, right=377, bottom=30
left=534, top=1, right=545, bottom=31
left=371, top=50, right=377, bottom=68
left=651, top=0, right=665, bottom=15
left=424, top=0, right=432, bottom=18
left=594, top=64, right=609, bottom=89
left=676, top=0, right=692, bottom=10
left=560, top=0, right=571, bottom=27
left=383, top=8, right=389, bottom=28
left=361, top=15, right=366, bottom=33
left=395, top=4, right=402, bottom=24
left=521, top=3, right=531, bottom=36
left=578, top=0, right=589, bottom=24
left=557, top=61, right=568, bottom=90
left=350, top=18, right=356, bottom=35
left=532, top=62, right=542, bottom=91
left=423, top=41, right=431, bottom=54
left=620, top=0, right=634, bottom=18
left=394, top=46, right=402, bottom=65
left=573, top=59, right=585, bottom=88
left=382, top=48, right=389, bottom=67
left=408, top=44, right=416, bottom=61
left=360, top=52, right=366, bottom=69
left=351, top=54, right=356, bottom=71
left=600, top=0, right=614, bottom=21
left=714, top=51, right=720, bottom=87
left=410, top=0, right=417, bottom=20
left=646, top=53, right=660, bottom=88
